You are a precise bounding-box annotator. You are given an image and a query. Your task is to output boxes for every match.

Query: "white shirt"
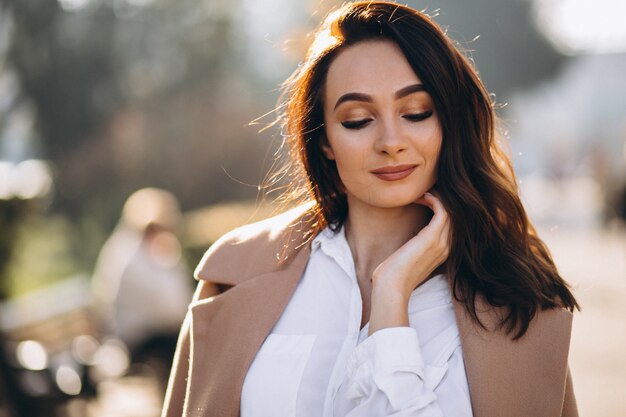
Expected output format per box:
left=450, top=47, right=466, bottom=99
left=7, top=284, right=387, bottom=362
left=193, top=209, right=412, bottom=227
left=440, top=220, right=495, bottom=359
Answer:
left=240, top=225, right=473, bottom=417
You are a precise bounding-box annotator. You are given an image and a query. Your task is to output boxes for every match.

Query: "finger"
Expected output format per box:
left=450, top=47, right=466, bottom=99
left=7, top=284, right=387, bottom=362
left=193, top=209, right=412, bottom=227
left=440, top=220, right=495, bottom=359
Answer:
left=413, top=195, right=431, bottom=207
left=428, top=188, right=441, bottom=198
left=421, top=193, right=451, bottom=254
left=413, top=193, right=438, bottom=214
left=421, top=192, right=448, bottom=227
left=439, top=211, right=452, bottom=255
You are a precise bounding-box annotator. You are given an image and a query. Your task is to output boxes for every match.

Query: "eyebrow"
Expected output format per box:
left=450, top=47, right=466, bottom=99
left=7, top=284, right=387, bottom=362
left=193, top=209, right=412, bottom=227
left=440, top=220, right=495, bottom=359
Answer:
left=333, top=83, right=426, bottom=110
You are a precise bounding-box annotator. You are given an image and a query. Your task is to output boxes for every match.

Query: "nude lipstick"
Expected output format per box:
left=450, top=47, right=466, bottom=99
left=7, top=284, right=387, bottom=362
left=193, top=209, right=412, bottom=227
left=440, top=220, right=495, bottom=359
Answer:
left=370, top=164, right=417, bottom=181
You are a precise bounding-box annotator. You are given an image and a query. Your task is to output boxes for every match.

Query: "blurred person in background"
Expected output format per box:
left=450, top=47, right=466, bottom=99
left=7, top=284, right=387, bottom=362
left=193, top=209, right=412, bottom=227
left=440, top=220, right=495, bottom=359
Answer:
left=162, top=2, right=579, bottom=416
left=91, top=188, right=193, bottom=389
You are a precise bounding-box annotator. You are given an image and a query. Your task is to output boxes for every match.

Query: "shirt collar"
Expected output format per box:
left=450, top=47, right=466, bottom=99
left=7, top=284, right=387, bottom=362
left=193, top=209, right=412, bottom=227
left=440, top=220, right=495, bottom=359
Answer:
left=311, top=224, right=356, bottom=279
left=312, top=224, right=347, bottom=252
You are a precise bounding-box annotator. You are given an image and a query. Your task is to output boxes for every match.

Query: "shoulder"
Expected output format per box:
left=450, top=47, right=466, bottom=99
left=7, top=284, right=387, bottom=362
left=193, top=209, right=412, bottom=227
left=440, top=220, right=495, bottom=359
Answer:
left=193, top=201, right=317, bottom=286
left=457, top=293, right=574, bottom=349
left=457, top=297, right=574, bottom=372
left=527, top=306, right=573, bottom=345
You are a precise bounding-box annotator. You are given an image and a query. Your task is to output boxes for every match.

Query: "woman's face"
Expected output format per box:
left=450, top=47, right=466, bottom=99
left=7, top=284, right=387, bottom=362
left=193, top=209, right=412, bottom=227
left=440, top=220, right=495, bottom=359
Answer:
left=322, top=40, right=442, bottom=210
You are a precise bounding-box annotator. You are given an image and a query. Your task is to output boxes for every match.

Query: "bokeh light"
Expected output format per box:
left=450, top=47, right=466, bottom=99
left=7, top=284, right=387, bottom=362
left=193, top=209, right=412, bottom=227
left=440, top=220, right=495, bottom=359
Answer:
left=16, top=340, right=48, bottom=371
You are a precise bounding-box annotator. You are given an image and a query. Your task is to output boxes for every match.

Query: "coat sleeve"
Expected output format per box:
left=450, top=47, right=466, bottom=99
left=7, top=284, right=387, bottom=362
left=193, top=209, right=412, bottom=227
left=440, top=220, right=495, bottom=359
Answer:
left=161, top=280, right=221, bottom=417
left=561, top=366, right=579, bottom=417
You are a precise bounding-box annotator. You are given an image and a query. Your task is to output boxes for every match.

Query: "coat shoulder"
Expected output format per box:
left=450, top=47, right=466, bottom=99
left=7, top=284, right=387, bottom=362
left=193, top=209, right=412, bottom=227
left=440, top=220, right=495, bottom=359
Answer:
left=193, top=201, right=316, bottom=286
left=456, top=294, right=574, bottom=358
left=480, top=298, right=573, bottom=344
left=528, top=305, right=574, bottom=346
left=457, top=300, right=576, bottom=417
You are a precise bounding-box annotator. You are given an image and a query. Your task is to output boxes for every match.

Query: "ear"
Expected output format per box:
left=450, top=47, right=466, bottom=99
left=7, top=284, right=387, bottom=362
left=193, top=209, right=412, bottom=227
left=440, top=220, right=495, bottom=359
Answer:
left=320, top=135, right=335, bottom=160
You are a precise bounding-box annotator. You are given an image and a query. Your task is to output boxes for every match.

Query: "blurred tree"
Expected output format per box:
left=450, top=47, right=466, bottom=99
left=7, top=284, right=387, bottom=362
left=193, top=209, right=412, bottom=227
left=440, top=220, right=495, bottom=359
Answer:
left=1, top=0, right=121, bottom=217
left=0, top=0, right=271, bottom=266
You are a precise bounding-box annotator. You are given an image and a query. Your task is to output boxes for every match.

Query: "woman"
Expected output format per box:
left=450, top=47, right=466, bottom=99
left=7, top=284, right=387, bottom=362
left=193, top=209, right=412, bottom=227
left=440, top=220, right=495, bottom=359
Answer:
left=162, top=2, right=579, bottom=416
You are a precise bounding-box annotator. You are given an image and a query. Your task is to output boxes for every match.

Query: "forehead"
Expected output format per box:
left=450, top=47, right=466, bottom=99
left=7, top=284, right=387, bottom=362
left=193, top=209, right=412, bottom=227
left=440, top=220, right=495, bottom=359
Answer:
left=324, top=40, right=422, bottom=100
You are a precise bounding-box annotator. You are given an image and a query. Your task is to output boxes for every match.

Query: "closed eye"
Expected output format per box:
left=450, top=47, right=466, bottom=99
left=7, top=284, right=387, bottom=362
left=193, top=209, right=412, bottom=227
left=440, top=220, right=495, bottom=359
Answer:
left=341, top=118, right=373, bottom=129
left=403, top=110, right=433, bottom=122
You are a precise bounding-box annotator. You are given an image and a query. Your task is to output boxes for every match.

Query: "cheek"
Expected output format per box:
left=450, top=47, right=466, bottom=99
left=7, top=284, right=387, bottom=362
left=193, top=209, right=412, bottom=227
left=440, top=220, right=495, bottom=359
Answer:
left=419, top=124, right=443, bottom=161
left=331, top=140, right=369, bottom=173
left=325, top=128, right=366, bottom=167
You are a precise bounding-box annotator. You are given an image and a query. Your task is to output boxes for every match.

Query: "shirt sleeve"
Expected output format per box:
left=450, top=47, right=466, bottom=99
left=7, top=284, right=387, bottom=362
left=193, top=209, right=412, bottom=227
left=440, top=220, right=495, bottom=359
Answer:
left=334, top=326, right=452, bottom=417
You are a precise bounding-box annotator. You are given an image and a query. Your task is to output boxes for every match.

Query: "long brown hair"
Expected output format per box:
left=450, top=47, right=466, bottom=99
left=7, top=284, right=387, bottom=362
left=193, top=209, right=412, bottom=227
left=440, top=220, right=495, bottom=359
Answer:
left=272, top=1, right=579, bottom=339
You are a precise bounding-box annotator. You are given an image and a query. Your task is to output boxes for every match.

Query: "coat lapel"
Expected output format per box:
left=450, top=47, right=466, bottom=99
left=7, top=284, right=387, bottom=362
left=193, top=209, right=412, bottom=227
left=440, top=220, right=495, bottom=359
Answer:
left=186, top=244, right=311, bottom=417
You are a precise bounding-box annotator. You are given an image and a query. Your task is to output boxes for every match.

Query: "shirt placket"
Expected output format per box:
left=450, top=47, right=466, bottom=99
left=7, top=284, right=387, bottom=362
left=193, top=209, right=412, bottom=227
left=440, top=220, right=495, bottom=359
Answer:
left=319, top=240, right=365, bottom=417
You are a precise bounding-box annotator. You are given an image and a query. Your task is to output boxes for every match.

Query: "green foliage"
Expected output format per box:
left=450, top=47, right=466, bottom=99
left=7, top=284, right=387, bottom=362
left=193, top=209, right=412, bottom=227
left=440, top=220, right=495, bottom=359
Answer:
left=4, top=214, right=84, bottom=298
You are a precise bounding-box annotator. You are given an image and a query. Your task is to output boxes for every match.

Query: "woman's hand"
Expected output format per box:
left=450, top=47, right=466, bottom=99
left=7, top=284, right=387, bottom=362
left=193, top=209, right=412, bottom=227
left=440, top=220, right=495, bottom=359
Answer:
left=367, top=191, right=451, bottom=336
left=372, top=191, right=451, bottom=295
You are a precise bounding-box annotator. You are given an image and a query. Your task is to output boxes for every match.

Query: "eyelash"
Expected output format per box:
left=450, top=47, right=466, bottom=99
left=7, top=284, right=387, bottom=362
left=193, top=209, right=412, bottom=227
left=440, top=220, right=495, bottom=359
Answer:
left=340, top=110, right=433, bottom=130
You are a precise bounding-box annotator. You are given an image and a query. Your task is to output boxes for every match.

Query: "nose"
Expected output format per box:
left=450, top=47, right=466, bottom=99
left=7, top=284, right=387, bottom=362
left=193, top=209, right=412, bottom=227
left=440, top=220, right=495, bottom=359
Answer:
left=374, top=117, right=408, bottom=155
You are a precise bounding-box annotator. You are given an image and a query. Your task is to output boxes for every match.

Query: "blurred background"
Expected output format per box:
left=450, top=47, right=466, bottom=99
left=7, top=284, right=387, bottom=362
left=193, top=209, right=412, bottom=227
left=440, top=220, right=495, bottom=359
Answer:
left=0, top=0, right=624, bottom=416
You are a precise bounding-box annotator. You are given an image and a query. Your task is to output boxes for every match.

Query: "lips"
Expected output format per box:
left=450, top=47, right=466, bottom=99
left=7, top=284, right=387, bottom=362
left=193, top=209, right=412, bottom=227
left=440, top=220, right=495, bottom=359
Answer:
left=370, top=164, right=418, bottom=181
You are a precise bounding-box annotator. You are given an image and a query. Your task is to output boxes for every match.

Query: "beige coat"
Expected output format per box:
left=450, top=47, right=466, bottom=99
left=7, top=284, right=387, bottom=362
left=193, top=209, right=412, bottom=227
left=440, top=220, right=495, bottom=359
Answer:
left=162, top=204, right=579, bottom=417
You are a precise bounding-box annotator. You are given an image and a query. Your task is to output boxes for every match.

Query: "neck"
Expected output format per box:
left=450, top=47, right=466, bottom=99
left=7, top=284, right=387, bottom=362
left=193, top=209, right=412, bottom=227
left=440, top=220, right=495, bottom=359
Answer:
left=343, top=196, right=433, bottom=284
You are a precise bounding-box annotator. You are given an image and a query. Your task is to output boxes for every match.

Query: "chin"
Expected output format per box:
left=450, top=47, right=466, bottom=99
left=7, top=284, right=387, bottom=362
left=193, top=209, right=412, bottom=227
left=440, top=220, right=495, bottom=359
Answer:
left=345, top=180, right=434, bottom=209
left=363, top=191, right=424, bottom=209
